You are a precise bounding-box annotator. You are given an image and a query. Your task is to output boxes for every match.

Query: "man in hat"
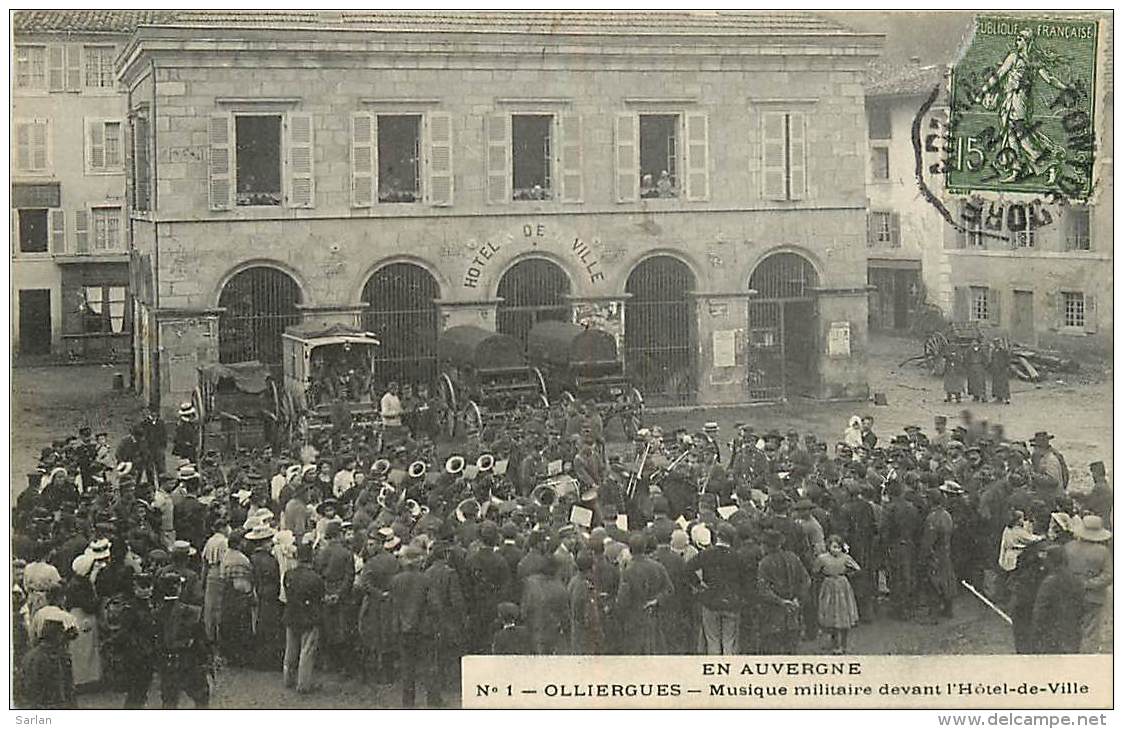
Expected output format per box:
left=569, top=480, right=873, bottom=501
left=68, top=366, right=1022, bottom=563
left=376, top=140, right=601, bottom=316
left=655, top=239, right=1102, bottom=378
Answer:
left=917, top=489, right=956, bottom=622
left=1063, top=515, right=1113, bottom=653
left=389, top=545, right=438, bottom=707
left=154, top=572, right=210, bottom=708
left=137, top=407, right=169, bottom=488
left=465, top=521, right=511, bottom=654
left=246, top=523, right=283, bottom=670
left=882, top=482, right=921, bottom=621
left=687, top=522, right=747, bottom=655
left=425, top=541, right=466, bottom=703
left=1080, top=462, right=1113, bottom=528
left=173, top=467, right=207, bottom=552
left=109, top=569, right=159, bottom=707
left=838, top=482, right=879, bottom=623
left=756, top=529, right=810, bottom=655
left=358, top=531, right=400, bottom=684
left=313, top=520, right=354, bottom=674
left=1031, top=546, right=1085, bottom=654
left=521, top=557, right=570, bottom=655
left=1030, top=432, right=1069, bottom=492
left=614, top=533, right=673, bottom=654
left=172, top=402, right=200, bottom=464
left=283, top=543, right=324, bottom=693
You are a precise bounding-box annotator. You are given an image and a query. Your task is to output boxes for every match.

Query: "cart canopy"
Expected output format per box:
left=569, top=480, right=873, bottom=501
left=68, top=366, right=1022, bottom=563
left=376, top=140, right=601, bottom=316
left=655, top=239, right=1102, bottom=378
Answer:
left=527, top=321, right=618, bottom=366
left=438, top=325, right=526, bottom=370
left=282, top=322, right=381, bottom=348
left=198, top=361, right=272, bottom=395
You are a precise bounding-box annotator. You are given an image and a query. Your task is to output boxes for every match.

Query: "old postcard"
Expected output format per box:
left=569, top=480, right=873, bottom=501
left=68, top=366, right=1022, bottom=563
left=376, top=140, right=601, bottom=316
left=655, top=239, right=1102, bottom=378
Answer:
left=8, top=8, right=1112, bottom=715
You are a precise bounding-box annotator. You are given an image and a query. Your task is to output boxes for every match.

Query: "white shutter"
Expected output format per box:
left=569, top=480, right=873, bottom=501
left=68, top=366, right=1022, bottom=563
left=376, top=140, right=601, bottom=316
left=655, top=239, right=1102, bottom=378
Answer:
left=208, top=114, right=233, bottom=211
left=559, top=114, right=583, bottom=203
left=48, top=45, right=65, bottom=91
left=87, top=119, right=106, bottom=172
left=684, top=112, right=710, bottom=201
left=426, top=112, right=454, bottom=207
left=614, top=112, right=639, bottom=203
left=65, top=45, right=82, bottom=91
left=286, top=112, right=315, bottom=208
left=15, top=123, right=30, bottom=171
left=485, top=114, right=511, bottom=205
left=49, top=209, right=66, bottom=254
left=75, top=209, right=90, bottom=253
left=1083, top=294, right=1097, bottom=333
left=32, top=121, right=48, bottom=171
left=762, top=112, right=786, bottom=201
left=788, top=111, right=807, bottom=201
left=350, top=112, right=375, bottom=208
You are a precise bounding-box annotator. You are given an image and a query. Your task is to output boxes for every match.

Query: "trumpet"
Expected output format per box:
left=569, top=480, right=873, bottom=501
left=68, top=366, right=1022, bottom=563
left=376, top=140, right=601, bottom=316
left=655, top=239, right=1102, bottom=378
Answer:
left=445, top=455, right=465, bottom=475
left=476, top=453, right=495, bottom=472
left=408, top=460, right=427, bottom=479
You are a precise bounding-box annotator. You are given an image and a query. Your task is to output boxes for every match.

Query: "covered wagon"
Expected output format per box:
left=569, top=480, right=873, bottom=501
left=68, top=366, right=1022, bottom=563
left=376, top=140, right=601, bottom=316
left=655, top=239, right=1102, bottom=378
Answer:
left=192, top=360, right=284, bottom=453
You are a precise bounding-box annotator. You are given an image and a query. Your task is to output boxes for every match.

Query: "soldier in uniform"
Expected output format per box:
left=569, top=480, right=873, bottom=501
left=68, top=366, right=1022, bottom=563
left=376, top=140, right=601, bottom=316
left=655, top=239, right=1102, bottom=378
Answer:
left=155, top=572, right=211, bottom=709
left=115, top=572, right=159, bottom=708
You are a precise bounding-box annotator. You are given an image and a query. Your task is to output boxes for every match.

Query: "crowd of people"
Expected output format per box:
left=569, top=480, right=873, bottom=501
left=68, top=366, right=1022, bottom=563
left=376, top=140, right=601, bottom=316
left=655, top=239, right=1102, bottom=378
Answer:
left=942, top=337, right=1014, bottom=405
left=11, top=392, right=1114, bottom=708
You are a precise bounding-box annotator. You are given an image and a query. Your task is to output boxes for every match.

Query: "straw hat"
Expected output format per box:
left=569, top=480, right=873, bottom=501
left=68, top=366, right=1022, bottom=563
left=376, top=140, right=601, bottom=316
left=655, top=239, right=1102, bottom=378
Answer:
left=1075, top=515, right=1112, bottom=543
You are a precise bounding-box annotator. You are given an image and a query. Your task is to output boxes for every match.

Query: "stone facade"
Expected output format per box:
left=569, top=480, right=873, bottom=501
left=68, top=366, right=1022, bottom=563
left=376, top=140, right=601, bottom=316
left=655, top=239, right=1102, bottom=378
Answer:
left=11, top=27, right=132, bottom=361
left=119, top=15, right=882, bottom=413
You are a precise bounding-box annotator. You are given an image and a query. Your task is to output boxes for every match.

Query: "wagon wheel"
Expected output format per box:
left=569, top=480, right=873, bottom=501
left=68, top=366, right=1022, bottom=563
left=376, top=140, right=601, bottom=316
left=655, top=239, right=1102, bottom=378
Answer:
left=560, top=390, right=576, bottom=406
left=191, top=386, right=207, bottom=456
left=924, top=332, right=950, bottom=375
left=439, top=373, right=458, bottom=414
left=531, top=367, right=549, bottom=399
left=463, top=400, right=484, bottom=437
left=538, top=394, right=551, bottom=410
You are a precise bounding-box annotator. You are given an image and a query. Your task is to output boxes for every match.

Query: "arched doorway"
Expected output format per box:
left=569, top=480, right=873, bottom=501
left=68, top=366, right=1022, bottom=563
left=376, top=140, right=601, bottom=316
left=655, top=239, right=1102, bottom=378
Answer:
left=361, top=262, right=441, bottom=389
left=747, top=251, right=820, bottom=400
left=218, top=266, right=302, bottom=364
left=496, top=258, right=571, bottom=345
left=624, top=255, right=696, bottom=405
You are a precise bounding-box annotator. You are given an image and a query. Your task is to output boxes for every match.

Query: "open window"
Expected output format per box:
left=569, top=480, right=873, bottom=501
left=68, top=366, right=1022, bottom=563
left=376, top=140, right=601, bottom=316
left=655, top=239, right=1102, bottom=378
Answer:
left=235, top=115, right=283, bottom=207
left=512, top=114, right=553, bottom=201
left=17, top=209, right=49, bottom=253
left=377, top=114, right=421, bottom=203
left=639, top=114, right=679, bottom=198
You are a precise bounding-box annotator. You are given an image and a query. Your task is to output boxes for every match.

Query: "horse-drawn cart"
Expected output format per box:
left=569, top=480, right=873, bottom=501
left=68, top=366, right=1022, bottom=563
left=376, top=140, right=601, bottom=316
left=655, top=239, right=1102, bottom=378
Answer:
left=281, top=323, right=383, bottom=444
left=527, top=320, right=644, bottom=437
left=192, top=361, right=285, bottom=453
left=436, top=325, right=549, bottom=437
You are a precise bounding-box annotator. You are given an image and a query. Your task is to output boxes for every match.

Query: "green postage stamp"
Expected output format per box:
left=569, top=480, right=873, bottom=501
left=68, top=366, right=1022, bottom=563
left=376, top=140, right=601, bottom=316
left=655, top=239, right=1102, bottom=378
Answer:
left=947, top=16, right=1099, bottom=199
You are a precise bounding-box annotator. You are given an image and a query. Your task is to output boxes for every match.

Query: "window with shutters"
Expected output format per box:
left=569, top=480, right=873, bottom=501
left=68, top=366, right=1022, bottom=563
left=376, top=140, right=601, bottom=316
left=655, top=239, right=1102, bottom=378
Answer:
left=1063, top=292, right=1085, bottom=329
left=91, top=207, right=122, bottom=252
left=512, top=114, right=554, bottom=201
left=17, top=209, right=50, bottom=253
left=235, top=115, right=283, bottom=206
left=377, top=115, right=421, bottom=203
left=969, top=286, right=990, bottom=322
left=132, top=114, right=151, bottom=211
left=15, top=46, right=46, bottom=90
left=1065, top=206, right=1091, bottom=251
left=761, top=111, right=807, bottom=201
left=871, top=146, right=890, bottom=181
left=86, top=120, right=123, bottom=173
left=83, top=45, right=116, bottom=88
left=14, top=120, right=50, bottom=174
left=47, top=44, right=82, bottom=92
left=639, top=114, right=679, bottom=198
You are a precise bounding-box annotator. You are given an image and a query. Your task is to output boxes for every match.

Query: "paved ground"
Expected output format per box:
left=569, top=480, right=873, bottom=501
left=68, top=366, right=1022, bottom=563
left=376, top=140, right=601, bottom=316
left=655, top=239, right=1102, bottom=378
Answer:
left=11, top=334, right=1112, bottom=707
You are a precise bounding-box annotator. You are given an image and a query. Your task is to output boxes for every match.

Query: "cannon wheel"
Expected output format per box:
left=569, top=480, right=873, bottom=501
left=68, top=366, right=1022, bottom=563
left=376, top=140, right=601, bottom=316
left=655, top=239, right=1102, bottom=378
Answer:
left=191, top=386, right=206, bottom=456
left=531, top=367, right=549, bottom=398
left=439, top=373, right=458, bottom=414
left=463, top=400, right=484, bottom=436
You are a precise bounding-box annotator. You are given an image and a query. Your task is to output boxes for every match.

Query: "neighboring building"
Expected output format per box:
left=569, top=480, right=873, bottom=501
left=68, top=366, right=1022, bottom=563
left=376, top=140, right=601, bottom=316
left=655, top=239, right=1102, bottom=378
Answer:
left=117, top=11, right=882, bottom=412
left=10, top=11, right=171, bottom=362
left=864, top=50, right=1113, bottom=351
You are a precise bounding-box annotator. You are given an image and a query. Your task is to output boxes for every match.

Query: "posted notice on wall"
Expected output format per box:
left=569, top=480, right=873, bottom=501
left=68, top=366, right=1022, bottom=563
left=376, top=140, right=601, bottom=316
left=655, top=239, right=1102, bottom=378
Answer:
left=712, top=329, right=737, bottom=368
left=462, top=655, right=1111, bottom=709
left=828, top=321, right=851, bottom=357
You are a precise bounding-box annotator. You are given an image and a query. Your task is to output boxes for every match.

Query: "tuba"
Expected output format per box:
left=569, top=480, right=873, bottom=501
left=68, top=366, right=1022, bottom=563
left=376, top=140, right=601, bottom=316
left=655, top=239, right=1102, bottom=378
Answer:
left=530, top=483, right=557, bottom=508
left=445, top=455, right=465, bottom=475
left=404, top=498, right=422, bottom=518
left=408, top=460, right=428, bottom=479
left=476, top=453, right=495, bottom=472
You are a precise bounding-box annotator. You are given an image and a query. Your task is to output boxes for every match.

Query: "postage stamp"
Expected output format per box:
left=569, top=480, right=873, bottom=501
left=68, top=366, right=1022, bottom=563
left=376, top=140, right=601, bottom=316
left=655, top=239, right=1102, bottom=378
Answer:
left=947, top=15, right=1099, bottom=200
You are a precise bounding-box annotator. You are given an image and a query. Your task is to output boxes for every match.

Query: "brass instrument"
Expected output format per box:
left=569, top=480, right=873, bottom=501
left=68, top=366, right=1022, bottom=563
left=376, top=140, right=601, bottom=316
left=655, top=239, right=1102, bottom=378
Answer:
left=626, top=440, right=652, bottom=500
left=650, top=447, right=692, bottom=484
left=531, top=483, right=557, bottom=508
left=371, top=459, right=391, bottom=477
left=476, top=453, right=495, bottom=472
left=408, top=460, right=428, bottom=479
left=377, top=484, right=398, bottom=510
left=445, top=455, right=466, bottom=475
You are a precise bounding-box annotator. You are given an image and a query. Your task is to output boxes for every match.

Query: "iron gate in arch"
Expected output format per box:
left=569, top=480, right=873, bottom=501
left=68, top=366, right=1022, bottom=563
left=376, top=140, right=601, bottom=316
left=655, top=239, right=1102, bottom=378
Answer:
left=746, top=251, right=820, bottom=401
left=362, top=263, right=441, bottom=388
left=496, top=258, right=571, bottom=345
left=624, top=256, right=696, bottom=405
left=218, top=266, right=302, bottom=364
